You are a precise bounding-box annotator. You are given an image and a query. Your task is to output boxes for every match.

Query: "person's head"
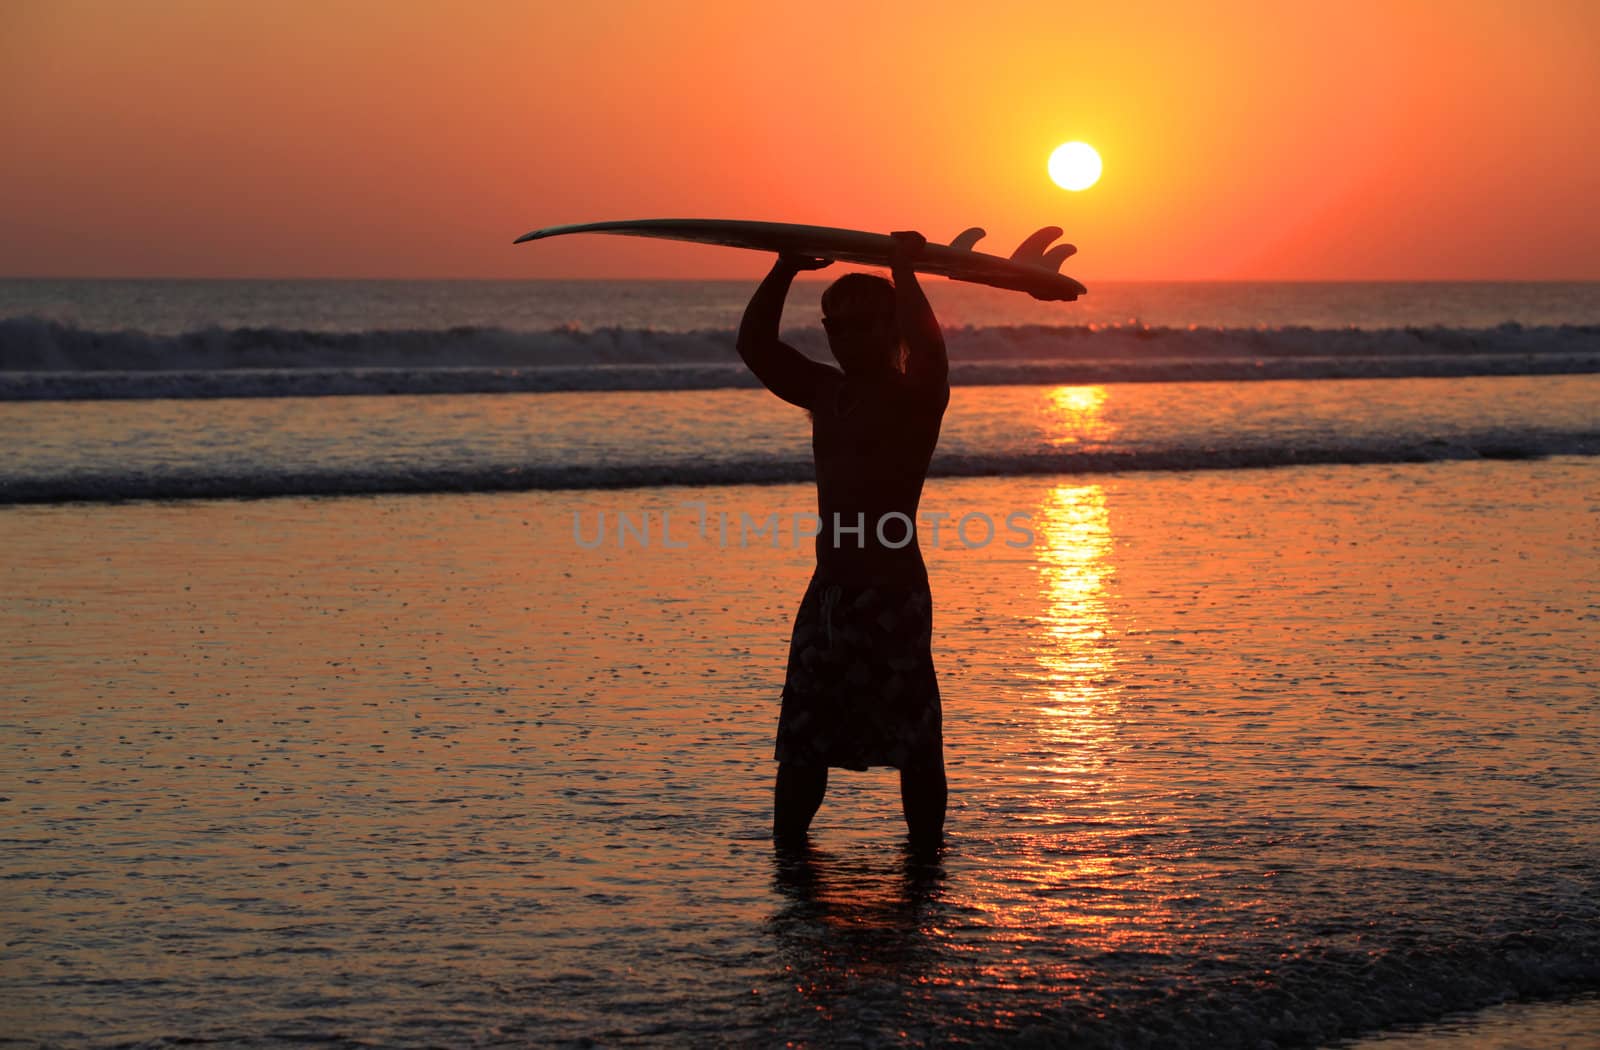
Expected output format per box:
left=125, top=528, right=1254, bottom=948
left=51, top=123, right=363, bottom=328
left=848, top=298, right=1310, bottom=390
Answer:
left=821, top=273, right=903, bottom=376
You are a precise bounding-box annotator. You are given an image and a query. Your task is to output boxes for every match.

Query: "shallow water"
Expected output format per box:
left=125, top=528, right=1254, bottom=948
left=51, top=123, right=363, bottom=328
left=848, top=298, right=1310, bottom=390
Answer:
left=3, top=459, right=1598, bottom=1046
left=5, top=374, right=1598, bottom=501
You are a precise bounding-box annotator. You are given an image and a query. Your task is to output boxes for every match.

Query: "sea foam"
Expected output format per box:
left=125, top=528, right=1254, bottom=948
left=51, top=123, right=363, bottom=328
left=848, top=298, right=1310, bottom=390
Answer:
left=2, top=317, right=1597, bottom=400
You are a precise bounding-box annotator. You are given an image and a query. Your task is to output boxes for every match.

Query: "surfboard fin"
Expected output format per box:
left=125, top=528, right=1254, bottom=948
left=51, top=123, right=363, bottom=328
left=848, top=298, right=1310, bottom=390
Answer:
left=948, top=227, right=986, bottom=253
left=1011, top=226, right=1065, bottom=265
left=1042, top=243, right=1078, bottom=272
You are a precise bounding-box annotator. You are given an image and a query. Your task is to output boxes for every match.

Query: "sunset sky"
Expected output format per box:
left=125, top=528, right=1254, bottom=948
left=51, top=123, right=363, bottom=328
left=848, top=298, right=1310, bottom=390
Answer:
left=2, top=0, right=1596, bottom=281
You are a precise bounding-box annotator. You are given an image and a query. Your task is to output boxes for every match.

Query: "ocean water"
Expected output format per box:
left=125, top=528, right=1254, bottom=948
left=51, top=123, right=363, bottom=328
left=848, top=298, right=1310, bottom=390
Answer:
left=3, top=463, right=1597, bottom=1047
left=2, top=279, right=1598, bottom=502
left=3, top=375, right=1598, bottom=503
left=5, top=278, right=1598, bottom=334
left=3, top=280, right=1599, bottom=1046
left=3, top=279, right=1599, bottom=402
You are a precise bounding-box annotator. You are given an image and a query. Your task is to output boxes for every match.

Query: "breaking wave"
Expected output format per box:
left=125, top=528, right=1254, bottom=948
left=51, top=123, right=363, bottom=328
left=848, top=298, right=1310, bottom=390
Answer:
left=5, top=429, right=1594, bottom=504
left=3, top=317, right=1597, bottom=399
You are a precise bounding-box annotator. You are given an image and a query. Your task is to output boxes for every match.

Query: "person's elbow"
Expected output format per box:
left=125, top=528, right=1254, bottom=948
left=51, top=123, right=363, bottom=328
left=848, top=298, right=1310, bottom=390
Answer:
left=734, top=324, right=756, bottom=354
left=735, top=333, right=764, bottom=363
left=735, top=333, right=779, bottom=373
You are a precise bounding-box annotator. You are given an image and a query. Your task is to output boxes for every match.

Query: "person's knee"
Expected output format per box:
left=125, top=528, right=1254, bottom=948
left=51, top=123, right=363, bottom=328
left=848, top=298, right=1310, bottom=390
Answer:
left=778, top=762, right=828, bottom=792
left=900, top=758, right=946, bottom=791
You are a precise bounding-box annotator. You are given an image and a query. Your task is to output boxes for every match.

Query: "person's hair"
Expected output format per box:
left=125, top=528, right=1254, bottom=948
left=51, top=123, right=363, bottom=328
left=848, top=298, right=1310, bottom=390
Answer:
left=821, top=273, right=904, bottom=373
left=821, top=273, right=896, bottom=322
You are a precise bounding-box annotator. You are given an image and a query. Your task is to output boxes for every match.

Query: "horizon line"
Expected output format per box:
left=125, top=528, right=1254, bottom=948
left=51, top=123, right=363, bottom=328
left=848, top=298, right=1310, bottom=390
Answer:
left=4, top=274, right=1599, bottom=285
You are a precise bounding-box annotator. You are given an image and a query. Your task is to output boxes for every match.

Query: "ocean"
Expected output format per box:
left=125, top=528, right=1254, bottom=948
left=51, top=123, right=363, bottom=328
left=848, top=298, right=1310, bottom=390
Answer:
left=2, top=279, right=1598, bottom=502
left=3, top=279, right=1598, bottom=1047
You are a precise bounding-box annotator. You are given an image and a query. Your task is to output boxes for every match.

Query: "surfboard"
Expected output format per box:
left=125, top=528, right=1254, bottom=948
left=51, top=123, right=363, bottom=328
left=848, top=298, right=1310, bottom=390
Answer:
left=514, top=218, right=1086, bottom=302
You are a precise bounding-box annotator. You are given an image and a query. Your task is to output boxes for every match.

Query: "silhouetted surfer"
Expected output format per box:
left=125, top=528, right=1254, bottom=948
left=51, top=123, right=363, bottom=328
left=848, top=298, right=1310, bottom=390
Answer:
left=737, top=232, right=949, bottom=849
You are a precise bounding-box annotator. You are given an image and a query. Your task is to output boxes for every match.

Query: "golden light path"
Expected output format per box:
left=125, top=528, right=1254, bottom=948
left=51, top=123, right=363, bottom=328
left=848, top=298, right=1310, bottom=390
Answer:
left=1045, top=385, right=1115, bottom=447
left=990, top=385, right=1180, bottom=962
left=1031, top=387, right=1122, bottom=777
left=1033, top=480, right=1117, bottom=777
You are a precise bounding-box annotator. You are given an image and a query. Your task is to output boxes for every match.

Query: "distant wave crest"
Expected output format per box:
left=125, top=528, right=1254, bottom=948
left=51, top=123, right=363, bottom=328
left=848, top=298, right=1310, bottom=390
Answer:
left=3, top=317, right=1598, bottom=399
left=5, top=430, right=1595, bottom=504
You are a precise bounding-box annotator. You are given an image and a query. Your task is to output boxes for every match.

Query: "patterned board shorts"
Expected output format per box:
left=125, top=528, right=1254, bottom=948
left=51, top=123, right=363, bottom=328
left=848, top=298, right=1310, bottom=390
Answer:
left=773, top=570, right=943, bottom=771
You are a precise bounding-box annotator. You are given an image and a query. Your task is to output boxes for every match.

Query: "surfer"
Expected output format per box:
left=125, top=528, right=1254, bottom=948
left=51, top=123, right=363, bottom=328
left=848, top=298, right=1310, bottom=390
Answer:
left=736, top=231, right=950, bottom=849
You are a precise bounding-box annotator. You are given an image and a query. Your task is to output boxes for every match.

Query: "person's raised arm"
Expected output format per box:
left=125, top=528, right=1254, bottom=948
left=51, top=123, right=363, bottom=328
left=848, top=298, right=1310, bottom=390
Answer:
left=736, top=254, right=841, bottom=410
left=888, top=231, right=948, bottom=396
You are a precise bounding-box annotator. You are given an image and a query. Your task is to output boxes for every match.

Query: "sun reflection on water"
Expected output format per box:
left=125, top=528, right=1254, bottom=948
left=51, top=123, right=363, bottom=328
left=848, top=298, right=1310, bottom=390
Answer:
left=949, top=477, right=1185, bottom=968
left=1023, top=385, right=1123, bottom=794
left=1044, top=385, right=1115, bottom=448
left=1031, top=481, right=1119, bottom=782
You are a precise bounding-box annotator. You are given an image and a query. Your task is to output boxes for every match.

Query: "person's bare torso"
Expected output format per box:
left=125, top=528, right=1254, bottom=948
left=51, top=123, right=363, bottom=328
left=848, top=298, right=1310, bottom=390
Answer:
left=810, top=376, right=949, bottom=583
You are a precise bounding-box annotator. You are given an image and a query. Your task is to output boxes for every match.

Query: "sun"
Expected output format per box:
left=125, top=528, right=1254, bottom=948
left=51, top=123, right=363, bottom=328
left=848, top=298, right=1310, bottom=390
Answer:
left=1048, top=142, right=1102, bottom=192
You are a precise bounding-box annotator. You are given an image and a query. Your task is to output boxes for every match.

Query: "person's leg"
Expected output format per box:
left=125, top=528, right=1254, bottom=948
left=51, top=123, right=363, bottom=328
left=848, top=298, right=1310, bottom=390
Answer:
left=899, top=755, right=946, bottom=851
left=773, top=762, right=828, bottom=842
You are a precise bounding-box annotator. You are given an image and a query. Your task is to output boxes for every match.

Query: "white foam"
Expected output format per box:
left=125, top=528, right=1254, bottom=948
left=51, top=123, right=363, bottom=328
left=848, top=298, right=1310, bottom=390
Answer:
left=2, top=317, right=1597, bottom=400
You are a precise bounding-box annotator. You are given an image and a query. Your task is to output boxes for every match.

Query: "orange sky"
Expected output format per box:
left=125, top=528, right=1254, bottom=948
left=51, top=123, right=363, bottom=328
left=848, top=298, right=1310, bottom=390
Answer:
left=2, top=0, right=1596, bottom=280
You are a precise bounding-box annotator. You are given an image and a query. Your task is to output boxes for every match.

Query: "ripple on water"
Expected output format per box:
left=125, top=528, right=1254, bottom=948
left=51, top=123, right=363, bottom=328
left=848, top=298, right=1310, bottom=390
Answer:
left=2, top=458, right=1597, bottom=1046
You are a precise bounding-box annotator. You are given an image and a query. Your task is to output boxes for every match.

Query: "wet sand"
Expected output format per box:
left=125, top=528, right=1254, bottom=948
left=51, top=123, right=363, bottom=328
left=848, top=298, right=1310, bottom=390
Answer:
left=1334, top=992, right=1600, bottom=1048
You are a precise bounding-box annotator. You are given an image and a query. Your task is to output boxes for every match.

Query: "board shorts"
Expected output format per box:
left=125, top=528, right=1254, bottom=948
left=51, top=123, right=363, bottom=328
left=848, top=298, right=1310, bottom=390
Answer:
left=773, top=569, right=943, bottom=772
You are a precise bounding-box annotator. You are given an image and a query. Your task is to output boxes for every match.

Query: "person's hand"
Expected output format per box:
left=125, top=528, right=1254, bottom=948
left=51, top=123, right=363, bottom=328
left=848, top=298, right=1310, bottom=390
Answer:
left=777, top=253, right=833, bottom=272
left=889, top=230, right=926, bottom=267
